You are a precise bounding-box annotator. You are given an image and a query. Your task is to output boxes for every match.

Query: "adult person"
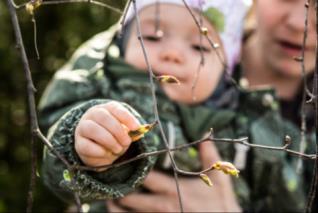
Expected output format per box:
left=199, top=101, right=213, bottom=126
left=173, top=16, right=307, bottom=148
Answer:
left=241, top=0, right=316, bottom=210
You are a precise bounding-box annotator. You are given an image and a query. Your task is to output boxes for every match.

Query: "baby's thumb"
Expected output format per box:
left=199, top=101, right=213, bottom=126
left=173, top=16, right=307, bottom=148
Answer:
left=199, top=141, right=221, bottom=169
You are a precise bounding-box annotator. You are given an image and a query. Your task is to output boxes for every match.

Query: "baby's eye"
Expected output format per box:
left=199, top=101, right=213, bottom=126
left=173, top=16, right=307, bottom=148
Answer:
left=191, top=44, right=211, bottom=53
left=142, top=34, right=162, bottom=42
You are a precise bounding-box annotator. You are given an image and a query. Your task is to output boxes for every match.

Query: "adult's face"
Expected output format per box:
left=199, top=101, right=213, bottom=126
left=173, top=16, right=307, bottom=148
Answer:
left=255, top=0, right=316, bottom=78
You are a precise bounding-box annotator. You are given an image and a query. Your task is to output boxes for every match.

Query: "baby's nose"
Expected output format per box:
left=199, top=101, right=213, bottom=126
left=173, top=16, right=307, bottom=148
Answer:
left=160, top=48, right=185, bottom=64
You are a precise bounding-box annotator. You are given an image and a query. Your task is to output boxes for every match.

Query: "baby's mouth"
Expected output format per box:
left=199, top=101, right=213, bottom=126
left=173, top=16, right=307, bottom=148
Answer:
left=153, top=70, right=183, bottom=82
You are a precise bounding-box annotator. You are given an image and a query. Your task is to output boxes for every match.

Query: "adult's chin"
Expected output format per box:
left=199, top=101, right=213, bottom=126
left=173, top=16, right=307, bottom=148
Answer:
left=274, top=60, right=305, bottom=79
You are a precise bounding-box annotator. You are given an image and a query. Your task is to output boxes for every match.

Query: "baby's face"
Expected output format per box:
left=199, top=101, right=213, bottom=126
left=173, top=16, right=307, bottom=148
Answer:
left=125, top=4, right=224, bottom=104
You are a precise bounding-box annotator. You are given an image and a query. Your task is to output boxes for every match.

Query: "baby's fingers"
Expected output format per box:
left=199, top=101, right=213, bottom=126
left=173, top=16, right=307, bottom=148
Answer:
left=77, top=120, right=123, bottom=155
left=103, top=101, right=140, bottom=131
left=85, top=107, right=132, bottom=147
left=75, top=136, right=117, bottom=166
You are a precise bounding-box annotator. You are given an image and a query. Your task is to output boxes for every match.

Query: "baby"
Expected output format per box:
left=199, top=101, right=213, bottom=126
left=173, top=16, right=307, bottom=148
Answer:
left=74, top=0, right=247, bottom=168
left=40, top=0, right=248, bottom=207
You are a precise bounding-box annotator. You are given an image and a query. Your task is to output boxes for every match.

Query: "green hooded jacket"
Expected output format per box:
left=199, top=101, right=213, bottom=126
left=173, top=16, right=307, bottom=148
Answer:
left=39, top=25, right=316, bottom=212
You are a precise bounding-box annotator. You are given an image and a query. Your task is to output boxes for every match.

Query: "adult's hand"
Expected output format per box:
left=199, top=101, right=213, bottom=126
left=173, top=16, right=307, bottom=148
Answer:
left=107, top=141, right=241, bottom=212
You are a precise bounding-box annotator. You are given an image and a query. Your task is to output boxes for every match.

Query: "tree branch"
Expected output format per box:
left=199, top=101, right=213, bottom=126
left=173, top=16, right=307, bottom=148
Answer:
left=75, top=132, right=316, bottom=173
left=15, top=0, right=122, bottom=14
left=6, top=0, right=80, bottom=210
left=306, top=0, right=318, bottom=212
left=131, top=0, right=184, bottom=211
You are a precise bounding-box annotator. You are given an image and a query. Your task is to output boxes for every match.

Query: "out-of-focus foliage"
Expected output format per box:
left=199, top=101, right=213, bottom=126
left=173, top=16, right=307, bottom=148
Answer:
left=0, top=0, right=125, bottom=211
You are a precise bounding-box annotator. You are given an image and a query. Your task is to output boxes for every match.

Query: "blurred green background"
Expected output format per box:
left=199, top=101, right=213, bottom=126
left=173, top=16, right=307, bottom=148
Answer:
left=0, top=0, right=125, bottom=211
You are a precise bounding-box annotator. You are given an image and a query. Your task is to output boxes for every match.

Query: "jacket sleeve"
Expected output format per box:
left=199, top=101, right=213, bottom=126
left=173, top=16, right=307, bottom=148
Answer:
left=42, top=99, right=158, bottom=202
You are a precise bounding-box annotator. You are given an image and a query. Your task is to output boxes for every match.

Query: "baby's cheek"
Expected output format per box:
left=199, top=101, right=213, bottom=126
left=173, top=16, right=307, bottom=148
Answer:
left=125, top=45, right=147, bottom=70
left=162, top=84, right=181, bottom=99
left=163, top=83, right=199, bottom=104
left=126, top=56, right=147, bottom=71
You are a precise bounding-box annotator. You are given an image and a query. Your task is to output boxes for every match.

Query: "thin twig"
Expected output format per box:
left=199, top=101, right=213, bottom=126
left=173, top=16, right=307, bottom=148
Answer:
left=298, top=0, right=311, bottom=171
left=74, top=192, right=83, bottom=213
left=154, top=0, right=160, bottom=33
left=89, top=0, right=121, bottom=13
left=306, top=1, right=318, bottom=211
left=7, top=0, right=72, bottom=174
left=26, top=137, right=37, bottom=213
left=205, top=35, right=240, bottom=89
left=118, top=0, right=131, bottom=36
left=6, top=0, right=38, bottom=133
left=10, top=0, right=20, bottom=9
left=15, top=0, right=122, bottom=14
left=35, top=129, right=72, bottom=167
left=131, top=0, right=184, bottom=211
left=6, top=0, right=80, bottom=210
left=191, top=6, right=204, bottom=101
left=6, top=0, right=41, bottom=211
left=75, top=133, right=316, bottom=172
left=180, top=0, right=225, bottom=68
left=31, top=15, right=40, bottom=59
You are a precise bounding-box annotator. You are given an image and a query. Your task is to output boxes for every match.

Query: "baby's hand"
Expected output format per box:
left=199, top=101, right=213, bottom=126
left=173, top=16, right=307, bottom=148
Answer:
left=75, top=101, right=141, bottom=169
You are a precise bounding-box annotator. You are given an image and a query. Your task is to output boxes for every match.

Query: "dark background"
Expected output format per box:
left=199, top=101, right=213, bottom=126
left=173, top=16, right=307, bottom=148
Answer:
left=0, top=0, right=125, bottom=211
